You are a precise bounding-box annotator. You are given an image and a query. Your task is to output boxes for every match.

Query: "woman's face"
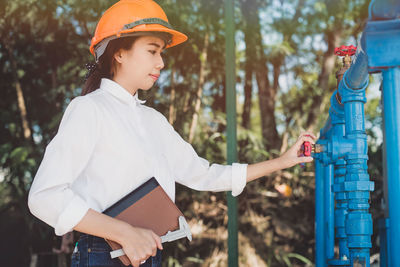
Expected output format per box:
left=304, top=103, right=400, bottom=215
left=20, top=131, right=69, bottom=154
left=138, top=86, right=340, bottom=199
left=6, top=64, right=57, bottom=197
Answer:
left=113, top=35, right=165, bottom=94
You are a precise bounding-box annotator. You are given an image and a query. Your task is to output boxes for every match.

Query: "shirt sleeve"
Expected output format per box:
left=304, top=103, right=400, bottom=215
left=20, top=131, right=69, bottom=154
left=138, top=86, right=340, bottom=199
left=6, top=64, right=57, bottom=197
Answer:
left=160, top=115, right=248, bottom=196
left=28, top=96, right=99, bottom=236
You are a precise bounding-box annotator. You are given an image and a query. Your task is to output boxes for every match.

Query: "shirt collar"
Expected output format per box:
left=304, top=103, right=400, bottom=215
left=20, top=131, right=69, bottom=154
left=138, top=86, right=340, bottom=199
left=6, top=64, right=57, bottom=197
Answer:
left=100, top=78, right=146, bottom=106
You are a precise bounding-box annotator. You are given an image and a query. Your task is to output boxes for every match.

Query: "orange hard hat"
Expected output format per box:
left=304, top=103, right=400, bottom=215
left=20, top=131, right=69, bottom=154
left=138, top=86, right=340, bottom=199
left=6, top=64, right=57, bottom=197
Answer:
left=90, top=0, right=188, bottom=61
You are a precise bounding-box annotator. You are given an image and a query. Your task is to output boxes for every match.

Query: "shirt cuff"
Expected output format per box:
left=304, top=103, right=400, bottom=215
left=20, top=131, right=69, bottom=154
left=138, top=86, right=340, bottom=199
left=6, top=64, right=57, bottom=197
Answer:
left=231, top=163, right=248, bottom=196
left=54, top=195, right=90, bottom=236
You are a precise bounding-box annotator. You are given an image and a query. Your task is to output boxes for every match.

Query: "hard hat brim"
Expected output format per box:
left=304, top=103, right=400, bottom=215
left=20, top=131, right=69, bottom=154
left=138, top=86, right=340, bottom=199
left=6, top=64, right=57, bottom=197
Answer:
left=90, top=24, right=188, bottom=61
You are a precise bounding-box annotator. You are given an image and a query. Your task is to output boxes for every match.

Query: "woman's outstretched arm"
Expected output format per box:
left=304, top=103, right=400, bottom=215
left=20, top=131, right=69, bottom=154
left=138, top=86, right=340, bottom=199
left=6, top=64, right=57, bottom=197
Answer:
left=246, top=132, right=316, bottom=183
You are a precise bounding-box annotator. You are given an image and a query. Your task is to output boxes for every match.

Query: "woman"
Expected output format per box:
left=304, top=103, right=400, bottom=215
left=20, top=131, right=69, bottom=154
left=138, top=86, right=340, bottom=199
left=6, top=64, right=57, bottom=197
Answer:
left=28, top=1, right=315, bottom=266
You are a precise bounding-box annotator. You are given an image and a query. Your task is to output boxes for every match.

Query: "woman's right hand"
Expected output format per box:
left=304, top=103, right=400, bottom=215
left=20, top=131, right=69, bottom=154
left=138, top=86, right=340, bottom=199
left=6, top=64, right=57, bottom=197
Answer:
left=73, top=209, right=163, bottom=267
left=119, top=224, right=163, bottom=267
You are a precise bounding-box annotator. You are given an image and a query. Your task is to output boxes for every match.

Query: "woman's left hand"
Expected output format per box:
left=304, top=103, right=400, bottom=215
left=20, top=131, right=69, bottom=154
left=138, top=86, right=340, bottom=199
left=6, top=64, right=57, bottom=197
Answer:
left=279, top=132, right=317, bottom=168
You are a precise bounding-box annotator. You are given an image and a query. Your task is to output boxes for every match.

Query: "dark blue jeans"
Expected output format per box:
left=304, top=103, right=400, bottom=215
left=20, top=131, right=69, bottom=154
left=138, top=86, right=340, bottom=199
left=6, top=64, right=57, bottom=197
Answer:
left=71, top=234, right=162, bottom=267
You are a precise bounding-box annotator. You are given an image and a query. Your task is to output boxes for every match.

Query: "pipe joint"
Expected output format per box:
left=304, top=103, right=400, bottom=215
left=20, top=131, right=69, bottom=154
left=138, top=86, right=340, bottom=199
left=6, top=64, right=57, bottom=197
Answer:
left=327, top=136, right=357, bottom=162
left=316, top=135, right=366, bottom=164
left=329, top=91, right=345, bottom=124
left=346, top=213, right=373, bottom=247
left=343, top=180, right=374, bottom=192
left=339, top=71, right=368, bottom=103
left=347, top=191, right=371, bottom=201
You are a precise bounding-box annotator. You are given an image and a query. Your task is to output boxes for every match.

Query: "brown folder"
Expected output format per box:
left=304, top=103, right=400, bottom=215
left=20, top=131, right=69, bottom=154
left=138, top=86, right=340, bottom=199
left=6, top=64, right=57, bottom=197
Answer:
left=102, top=177, right=184, bottom=266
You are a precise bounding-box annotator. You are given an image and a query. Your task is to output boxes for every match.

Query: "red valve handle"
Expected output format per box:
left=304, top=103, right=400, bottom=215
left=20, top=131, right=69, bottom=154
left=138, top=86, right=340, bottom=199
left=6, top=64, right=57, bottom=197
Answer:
left=301, top=141, right=312, bottom=157
left=334, top=45, right=357, bottom=57
left=299, top=141, right=312, bottom=168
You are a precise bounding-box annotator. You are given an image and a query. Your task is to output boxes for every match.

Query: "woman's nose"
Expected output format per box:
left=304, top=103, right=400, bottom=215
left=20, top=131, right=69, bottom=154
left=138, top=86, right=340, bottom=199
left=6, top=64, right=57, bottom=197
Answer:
left=156, top=55, right=164, bottom=70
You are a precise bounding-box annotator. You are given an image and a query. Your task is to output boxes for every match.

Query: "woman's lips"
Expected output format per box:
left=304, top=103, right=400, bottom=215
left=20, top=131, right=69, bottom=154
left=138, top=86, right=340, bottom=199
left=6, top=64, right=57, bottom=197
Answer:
left=149, top=74, right=159, bottom=81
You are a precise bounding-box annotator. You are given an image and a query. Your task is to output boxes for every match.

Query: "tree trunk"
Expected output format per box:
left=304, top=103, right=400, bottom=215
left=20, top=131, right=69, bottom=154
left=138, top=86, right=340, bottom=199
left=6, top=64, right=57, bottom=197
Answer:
left=240, top=0, right=282, bottom=152
left=272, top=61, right=281, bottom=94
left=183, top=88, right=191, bottom=113
left=15, top=82, right=31, bottom=140
left=242, top=59, right=253, bottom=130
left=255, top=56, right=281, bottom=152
left=3, top=41, right=32, bottom=141
left=240, top=0, right=257, bottom=130
left=188, top=32, right=209, bottom=143
left=305, top=29, right=342, bottom=131
left=253, top=31, right=281, bottom=151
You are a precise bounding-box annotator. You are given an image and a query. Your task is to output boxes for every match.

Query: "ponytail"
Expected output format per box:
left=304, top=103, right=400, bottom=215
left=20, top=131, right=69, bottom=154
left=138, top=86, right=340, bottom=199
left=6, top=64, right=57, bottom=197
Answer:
left=82, top=63, right=107, bottom=96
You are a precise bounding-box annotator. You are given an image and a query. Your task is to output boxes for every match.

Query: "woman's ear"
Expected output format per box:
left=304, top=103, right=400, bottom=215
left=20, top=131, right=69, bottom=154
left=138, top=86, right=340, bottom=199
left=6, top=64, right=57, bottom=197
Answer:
left=113, top=49, right=124, bottom=64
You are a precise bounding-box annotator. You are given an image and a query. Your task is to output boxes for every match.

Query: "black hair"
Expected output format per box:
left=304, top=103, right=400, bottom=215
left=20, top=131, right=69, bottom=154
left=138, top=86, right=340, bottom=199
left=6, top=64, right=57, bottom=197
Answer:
left=82, top=32, right=172, bottom=96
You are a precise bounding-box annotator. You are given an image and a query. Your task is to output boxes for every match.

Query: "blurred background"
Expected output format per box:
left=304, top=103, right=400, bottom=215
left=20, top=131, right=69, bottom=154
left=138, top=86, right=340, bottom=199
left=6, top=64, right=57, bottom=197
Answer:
left=0, top=0, right=384, bottom=266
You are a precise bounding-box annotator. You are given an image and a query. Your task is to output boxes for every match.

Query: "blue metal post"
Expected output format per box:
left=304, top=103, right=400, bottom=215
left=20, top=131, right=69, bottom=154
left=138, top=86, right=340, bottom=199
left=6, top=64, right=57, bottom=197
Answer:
left=315, top=159, right=326, bottom=267
left=362, top=5, right=400, bottom=264
left=380, top=85, right=390, bottom=267
left=382, top=67, right=400, bottom=267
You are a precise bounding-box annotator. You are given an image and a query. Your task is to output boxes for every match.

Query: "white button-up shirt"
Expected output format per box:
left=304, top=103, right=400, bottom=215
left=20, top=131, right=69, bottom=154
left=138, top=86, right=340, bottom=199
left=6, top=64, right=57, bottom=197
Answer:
left=28, top=78, right=247, bottom=236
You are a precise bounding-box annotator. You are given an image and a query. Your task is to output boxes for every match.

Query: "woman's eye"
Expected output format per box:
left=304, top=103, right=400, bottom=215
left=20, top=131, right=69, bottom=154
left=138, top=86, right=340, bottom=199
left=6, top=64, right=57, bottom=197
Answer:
left=149, top=50, right=156, bottom=55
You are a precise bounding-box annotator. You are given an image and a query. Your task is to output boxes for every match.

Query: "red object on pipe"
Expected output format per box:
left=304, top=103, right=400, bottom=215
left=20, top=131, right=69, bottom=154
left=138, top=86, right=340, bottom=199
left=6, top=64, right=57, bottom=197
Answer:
left=334, top=45, right=357, bottom=57
left=302, top=141, right=312, bottom=157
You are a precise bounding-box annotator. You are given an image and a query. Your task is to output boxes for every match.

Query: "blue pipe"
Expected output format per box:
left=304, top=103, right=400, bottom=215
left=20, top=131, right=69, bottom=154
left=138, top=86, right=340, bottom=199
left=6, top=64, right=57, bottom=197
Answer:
left=378, top=218, right=389, bottom=267
left=369, top=0, right=400, bottom=21
left=333, top=158, right=350, bottom=260
left=327, top=93, right=345, bottom=265
left=329, top=92, right=350, bottom=264
left=382, top=67, right=400, bottom=267
left=386, top=218, right=391, bottom=267
left=345, top=47, right=369, bottom=90
left=315, top=2, right=400, bottom=265
left=338, top=71, right=374, bottom=267
left=380, top=86, right=390, bottom=267
left=315, top=159, right=327, bottom=267
left=316, top=70, right=374, bottom=266
left=316, top=119, right=334, bottom=267
left=316, top=101, right=340, bottom=267
left=317, top=100, right=347, bottom=266
left=324, top=164, right=335, bottom=261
